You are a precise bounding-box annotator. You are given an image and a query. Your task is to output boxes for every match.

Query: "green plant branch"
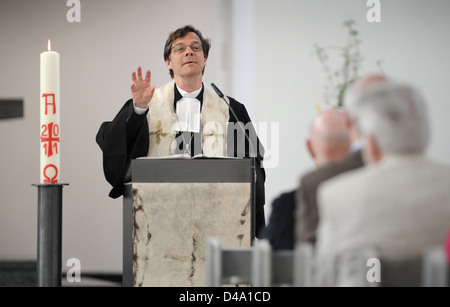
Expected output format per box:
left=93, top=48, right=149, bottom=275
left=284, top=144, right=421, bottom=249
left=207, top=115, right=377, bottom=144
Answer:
left=314, top=19, right=364, bottom=107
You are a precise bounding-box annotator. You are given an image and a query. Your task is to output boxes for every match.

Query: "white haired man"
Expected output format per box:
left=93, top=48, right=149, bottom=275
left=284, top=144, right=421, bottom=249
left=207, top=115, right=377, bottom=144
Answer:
left=313, top=82, right=450, bottom=286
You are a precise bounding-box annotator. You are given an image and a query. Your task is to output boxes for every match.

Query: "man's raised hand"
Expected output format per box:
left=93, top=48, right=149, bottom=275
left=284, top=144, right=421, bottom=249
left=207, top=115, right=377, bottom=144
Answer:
left=131, top=67, right=156, bottom=109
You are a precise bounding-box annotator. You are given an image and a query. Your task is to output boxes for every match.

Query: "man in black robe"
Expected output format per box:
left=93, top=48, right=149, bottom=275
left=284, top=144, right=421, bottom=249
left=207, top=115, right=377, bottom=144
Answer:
left=96, top=25, right=266, bottom=237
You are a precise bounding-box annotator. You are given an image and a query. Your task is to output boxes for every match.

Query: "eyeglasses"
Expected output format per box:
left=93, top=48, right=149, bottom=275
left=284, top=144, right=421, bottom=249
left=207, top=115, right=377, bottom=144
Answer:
left=172, top=42, right=203, bottom=53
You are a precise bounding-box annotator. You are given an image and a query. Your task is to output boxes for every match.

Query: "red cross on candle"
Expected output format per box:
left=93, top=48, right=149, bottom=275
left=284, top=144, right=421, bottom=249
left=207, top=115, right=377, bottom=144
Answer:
left=41, top=122, right=60, bottom=157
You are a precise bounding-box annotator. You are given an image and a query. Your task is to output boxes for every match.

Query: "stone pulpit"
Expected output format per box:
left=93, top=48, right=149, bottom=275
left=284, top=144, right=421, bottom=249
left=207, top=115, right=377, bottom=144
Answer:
left=122, top=158, right=255, bottom=287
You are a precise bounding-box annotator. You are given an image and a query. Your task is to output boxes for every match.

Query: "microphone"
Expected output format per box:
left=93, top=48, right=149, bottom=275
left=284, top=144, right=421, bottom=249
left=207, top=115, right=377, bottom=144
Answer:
left=211, top=83, right=225, bottom=99
left=211, top=82, right=258, bottom=243
left=210, top=83, right=255, bottom=158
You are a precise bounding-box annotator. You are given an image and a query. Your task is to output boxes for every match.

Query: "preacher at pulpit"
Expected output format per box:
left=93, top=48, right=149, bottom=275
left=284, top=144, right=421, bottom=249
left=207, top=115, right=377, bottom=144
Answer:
left=95, top=25, right=266, bottom=237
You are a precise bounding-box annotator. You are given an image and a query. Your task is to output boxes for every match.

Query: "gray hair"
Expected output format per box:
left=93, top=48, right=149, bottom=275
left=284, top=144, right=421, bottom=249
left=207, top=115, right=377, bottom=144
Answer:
left=344, top=74, right=389, bottom=122
left=355, top=82, right=430, bottom=155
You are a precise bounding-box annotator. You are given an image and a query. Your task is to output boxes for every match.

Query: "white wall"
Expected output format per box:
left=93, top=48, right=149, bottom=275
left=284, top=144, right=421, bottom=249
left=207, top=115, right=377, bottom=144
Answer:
left=254, top=0, right=450, bottom=219
left=1, top=0, right=450, bottom=274
left=0, top=0, right=228, bottom=273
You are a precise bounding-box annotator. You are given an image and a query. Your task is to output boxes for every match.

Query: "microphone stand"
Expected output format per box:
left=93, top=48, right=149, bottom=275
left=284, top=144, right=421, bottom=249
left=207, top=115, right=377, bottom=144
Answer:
left=211, top=83, right=257, bottom=243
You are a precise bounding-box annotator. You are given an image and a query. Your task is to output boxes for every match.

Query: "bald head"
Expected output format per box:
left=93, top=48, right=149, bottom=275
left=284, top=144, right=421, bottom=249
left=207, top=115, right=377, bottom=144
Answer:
left=345, top=73, right=389, bottom=120
left=343, top=73, right=390, bottom=142
left=357, top=74, right=388, bottom=90
left=307, top=108, right=351, bottom=167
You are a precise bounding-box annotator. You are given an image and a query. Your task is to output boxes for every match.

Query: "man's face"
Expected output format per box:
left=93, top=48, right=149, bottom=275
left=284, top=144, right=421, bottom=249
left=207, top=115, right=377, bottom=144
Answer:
left=166, top=32, right=207, bottom=80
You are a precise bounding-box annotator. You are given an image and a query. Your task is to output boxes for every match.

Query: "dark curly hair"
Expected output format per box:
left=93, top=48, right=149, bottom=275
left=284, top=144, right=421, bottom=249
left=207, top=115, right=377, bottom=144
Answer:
left=163, top=25, right=211, bottom=79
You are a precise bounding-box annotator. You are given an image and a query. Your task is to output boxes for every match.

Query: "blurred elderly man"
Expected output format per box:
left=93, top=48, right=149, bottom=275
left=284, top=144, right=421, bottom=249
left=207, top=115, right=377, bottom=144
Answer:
left=296, top=74, right=388, bottom=245
left=260, top=108, right=351, bottom=250
left=314, top=82, right=450, bottom=286
left=295, top=108, right=356, bottom=245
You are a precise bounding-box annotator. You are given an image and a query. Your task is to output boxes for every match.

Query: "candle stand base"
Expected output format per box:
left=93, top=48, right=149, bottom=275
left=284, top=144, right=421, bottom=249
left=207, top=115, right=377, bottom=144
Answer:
left=32, top=183, right=69, bottom=287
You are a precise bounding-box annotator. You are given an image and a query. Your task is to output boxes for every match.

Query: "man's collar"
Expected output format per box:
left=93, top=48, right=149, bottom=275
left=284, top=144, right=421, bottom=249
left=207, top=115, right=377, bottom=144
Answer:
left=176, top=83, right=203, bottom=98
left=174, top=83, right=204, bottom=110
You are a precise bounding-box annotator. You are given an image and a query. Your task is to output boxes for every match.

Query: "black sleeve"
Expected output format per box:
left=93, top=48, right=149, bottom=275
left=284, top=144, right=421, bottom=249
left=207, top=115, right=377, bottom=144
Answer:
left=95, top=99, right=149, bottom=198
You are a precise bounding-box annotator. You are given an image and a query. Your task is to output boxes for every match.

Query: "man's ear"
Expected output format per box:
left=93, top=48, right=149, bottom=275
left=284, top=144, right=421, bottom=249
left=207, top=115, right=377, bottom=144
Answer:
left=306, top=139, right=315, bottom=160
left=165, top=59, right=172, bottom=70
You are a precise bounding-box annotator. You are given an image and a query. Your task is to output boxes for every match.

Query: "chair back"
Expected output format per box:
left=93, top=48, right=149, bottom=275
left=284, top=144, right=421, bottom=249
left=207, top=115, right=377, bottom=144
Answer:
left=205, top=237, right=313, bottom=287
left=359, top=245, right=449, bottom=287
left=205, top=237, right=253, bottom=286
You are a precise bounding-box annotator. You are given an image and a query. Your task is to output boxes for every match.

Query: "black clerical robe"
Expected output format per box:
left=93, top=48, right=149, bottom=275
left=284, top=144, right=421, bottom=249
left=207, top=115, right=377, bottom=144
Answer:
left=96, top=82, right=266, bottom=237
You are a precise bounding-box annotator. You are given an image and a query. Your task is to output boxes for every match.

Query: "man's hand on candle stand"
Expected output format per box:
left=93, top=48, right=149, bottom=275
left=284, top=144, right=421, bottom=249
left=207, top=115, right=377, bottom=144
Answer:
left=131, top=66, right=155, bottom=109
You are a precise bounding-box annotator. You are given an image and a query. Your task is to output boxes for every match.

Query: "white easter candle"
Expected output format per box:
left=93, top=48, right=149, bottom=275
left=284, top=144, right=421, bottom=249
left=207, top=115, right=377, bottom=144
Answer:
left=40, top=39, right=60, bottom=183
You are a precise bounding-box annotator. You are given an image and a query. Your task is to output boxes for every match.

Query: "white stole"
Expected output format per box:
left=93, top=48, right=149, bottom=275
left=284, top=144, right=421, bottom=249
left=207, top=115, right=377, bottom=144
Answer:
left=147, top=81, right=229, bottom=157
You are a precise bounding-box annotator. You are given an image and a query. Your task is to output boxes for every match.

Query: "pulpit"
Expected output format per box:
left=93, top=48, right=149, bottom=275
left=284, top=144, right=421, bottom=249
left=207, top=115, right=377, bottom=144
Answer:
left=122, top=157, right=255, bottom=287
